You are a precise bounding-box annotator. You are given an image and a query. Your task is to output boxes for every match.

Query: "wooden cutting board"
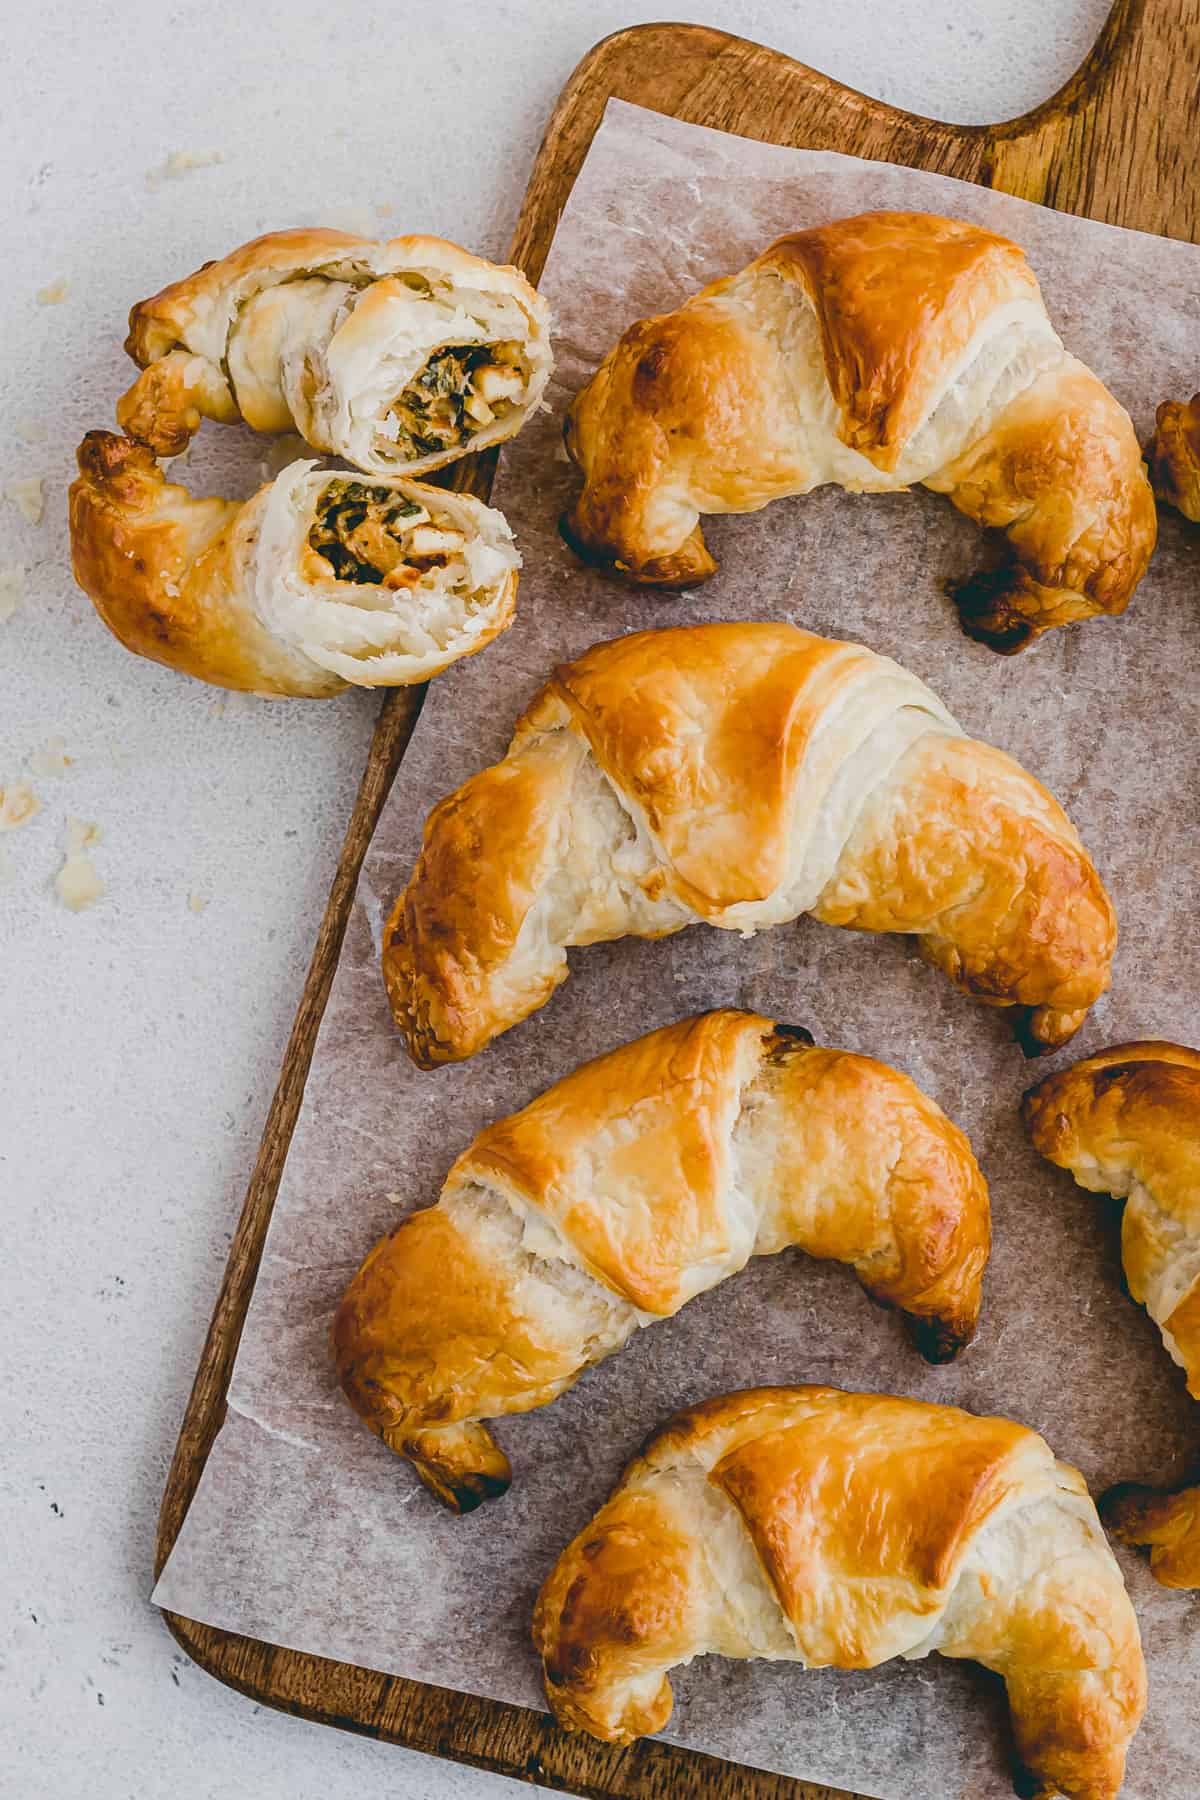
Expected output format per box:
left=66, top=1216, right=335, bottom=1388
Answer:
left=156, top=7, right=1200, bottom=1798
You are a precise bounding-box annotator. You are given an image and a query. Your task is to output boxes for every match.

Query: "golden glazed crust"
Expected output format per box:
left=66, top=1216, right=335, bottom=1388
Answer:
left=332, top=1013, right=990, bottom=1510
left=1023, top=1040, right=1200, bottom=1591
left=533, top=1386, right=1146, bottom=1800
left=562, top=210, right=1156, bottom=651
left=117, top=229, right=552, bottom=474
left=68, top=431, right=518, bottom=696
left=1146, top=392, right=1200, bottom=521
left=383, top=623, right=1116, bottom=1066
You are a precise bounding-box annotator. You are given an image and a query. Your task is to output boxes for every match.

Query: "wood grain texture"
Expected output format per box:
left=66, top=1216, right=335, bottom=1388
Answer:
left=157, top=4, right=1200, bottom=1796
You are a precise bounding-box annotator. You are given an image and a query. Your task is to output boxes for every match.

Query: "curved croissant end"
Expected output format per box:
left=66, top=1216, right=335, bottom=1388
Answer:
left=562, top=211, right=1155, bottom=651
left=533, top=1387, right=1147, bottom=1800
left=383, top=622, right=1115, bottom=1066
left=1024, top=1040, right=1200, bottom=1593
left=69, top=432, right=518, bottom=696
left=536, top=1382, right=1144, bottom=1792
left=332, top=1013, right=990, bottom=1509
left=1147, top=393, right=1200, bottom=522
left=117, top=228, right=552, bottom=474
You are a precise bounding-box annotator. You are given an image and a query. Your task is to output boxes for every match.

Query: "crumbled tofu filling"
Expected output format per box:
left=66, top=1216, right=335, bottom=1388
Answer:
left=384, top=340, right=529, bottom=459
left=307, top=479, right=468, bottom=590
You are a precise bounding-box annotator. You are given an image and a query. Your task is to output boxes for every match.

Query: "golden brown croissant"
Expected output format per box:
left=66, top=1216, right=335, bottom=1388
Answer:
left=1023, top=1039, right=1200, bottom=1589
left=69, top=432, right=518, bottom=695
left=562, top=211, right=1156, bottom=652
left=334, top=1013, right=989, bottom=1511
left=533, top=1386, right=1146, bottom=1800
left=1147, top=393, right=1200, bottom=521
left=117, top=229, right=552, bottom=473
left=384, top=622, right=1116, bottom=1066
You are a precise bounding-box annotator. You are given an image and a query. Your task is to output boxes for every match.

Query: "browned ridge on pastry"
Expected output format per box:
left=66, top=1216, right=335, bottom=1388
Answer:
left=533, top=1385, right=1146, bottom=1800
left=383, top=622, right=1116, bottom=1066
left=68, top=432, right=518, bottom=695
left=332, top=1012, right=990, bottom=1511
left=562, top=210, right=1156, bottom=652
left=117, top=229, right=552, bottom=476
left=1023, top=1039, right=1200, bottom=1590
left=1147, top=393, right=1200, bottom=521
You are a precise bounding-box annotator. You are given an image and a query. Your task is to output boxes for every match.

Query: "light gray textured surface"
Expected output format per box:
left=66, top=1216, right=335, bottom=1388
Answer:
left=0, top=4, right=1118, bottom=1798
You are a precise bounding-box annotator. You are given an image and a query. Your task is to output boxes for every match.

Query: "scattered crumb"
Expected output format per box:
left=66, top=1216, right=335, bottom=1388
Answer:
left=15, top=417, right=48, bottom=444
left=55, top=817, right=104, bottom=911
left=6, top=477, right=45, bottom=524
left=28, top=736, right=70, bottom=779
left=146, top=149, right=225, bottom=191
left=207, top=699, right=226, bottom=718
left=259, top=432, right=312, bottom=481
left=37, top=278, right=69, bottom=306
left=0, top=565, right=24, bottom=623
left=324, top=204, right=376, bottom=238
left=0, top=782, right=40, bottom=830
left=375, top=202, right=394, bottom=219
left=385, top=1191, right=406, bottom=1207
left=187, top=892, right=209, bottom=914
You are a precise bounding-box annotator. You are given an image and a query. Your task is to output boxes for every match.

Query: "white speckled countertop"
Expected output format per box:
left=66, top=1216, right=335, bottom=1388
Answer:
left=0, top=4, right=1113, bottom=1796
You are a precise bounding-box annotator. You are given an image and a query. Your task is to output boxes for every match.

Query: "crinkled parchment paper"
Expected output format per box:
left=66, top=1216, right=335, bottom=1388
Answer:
left=154, top=101, right=1200, bottom=1799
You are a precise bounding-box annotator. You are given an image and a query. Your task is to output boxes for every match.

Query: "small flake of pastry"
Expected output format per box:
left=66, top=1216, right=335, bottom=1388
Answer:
left=116, top=229, right=552, bottom=475
left=1147, top=393, right=1200, bottom=521
left=55, top=817, right=104, bottom=910
left=145, top=149, right=224, bottom=190
left=28, top=737, right=70, bottom=779
left=5, top=477, right=45, bottom=525
left=68, top=432, right=519, bottom=696
left=0, top=782, right=41, bottom=831
left=37, top=278, right=69, bottom=306
left=0, top=566, right=24, bottom=623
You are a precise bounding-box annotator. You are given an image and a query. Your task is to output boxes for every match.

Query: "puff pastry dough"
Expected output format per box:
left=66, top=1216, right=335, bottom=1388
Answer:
left=117, top=229, right=552, bottom=474
left=1023, top=1039, right=1200, bottom=1589
left=69, top=432, right=518, bottom=695
left=1147, top=393, right=1200, bottom=521
left=563, top=211, right=1156, bottom=651
left=384, top=622, right=1116, bottom=1065
left=533, top=1386, right=1146, bottom=1800
left=333, top=1012, right=991, bottom=1511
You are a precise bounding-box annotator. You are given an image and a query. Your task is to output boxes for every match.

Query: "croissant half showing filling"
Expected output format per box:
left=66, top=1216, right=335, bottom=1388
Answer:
left=562, top=210, right=1156, bottom=651
left=533, top=1387, right=1146, bottom=1800
left=68, top=433, right=519, bottom=695
left=115, top=229, right=552, bottom=476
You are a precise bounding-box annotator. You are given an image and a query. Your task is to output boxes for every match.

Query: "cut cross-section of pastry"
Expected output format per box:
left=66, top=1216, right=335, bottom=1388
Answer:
left=333, top=1012, right=991, bottom=1511
left=562, top=210, right=1156, bottom=652
left=69, top=432, right=519, bottom=695
left=1023, top=1039, right=1200, bottom=1590
left=533, top=1385, right=1147, bottom=1800
left=384, top=622, right=1117, bottom=1064
left=116, top=229, right=552, bottom=475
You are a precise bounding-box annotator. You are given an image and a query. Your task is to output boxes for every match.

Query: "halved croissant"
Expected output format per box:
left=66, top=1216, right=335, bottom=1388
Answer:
left=69, top=432, right=518, bottom=695
left=563, top=210, right=1156, bottom=652
left=384, top=622, right=1116, bottom=1065
left=1023, top=1039, right=1200, bottom=1589
left=117, top=229, right=552, bottom=474
left=1147, top=393, right=1200, bottom=521
left=533, top=1386, right=1146, bottom=1800
left=333, top=1012, right=990, bottom=1512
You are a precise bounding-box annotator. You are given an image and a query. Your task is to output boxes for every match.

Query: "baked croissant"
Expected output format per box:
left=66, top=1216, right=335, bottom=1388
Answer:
left=384, top=622, right=1116, bottom=1066
left=1147, top=393, right=1200, bottom=521
left=562, top=210, right=1156, bottom=652
left=117, top=229, right=552, bottom=474
left=333, top=1012, right=991, bottom=1511
left=533, top=1386, right=1147, bottom=1800
left=69, top=432, right=518, bottom=695
left=1023, top=1039, right=1200, bottom=1589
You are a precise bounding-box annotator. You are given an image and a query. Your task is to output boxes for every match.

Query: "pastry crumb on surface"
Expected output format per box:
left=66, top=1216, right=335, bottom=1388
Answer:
left=55, top=817, right=104, bottom=911
left=0, top=781, right=41, bottom=831
left=36, top=278, right=69, bottom=305
left=145, top=149, right=225, bottom=190
left=0, top=565, right=24, bottom=622
left=187, top=892, right=209, bottom=914
left=28, top=736, right=70, bottom=779
left=6, top=476, right=45, bottom=524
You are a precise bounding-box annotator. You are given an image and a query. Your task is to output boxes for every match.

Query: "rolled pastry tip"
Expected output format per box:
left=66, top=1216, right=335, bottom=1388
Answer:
left=116, top=229, right=553, bottom=475
left=68, top=432, right=519, bottom=696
